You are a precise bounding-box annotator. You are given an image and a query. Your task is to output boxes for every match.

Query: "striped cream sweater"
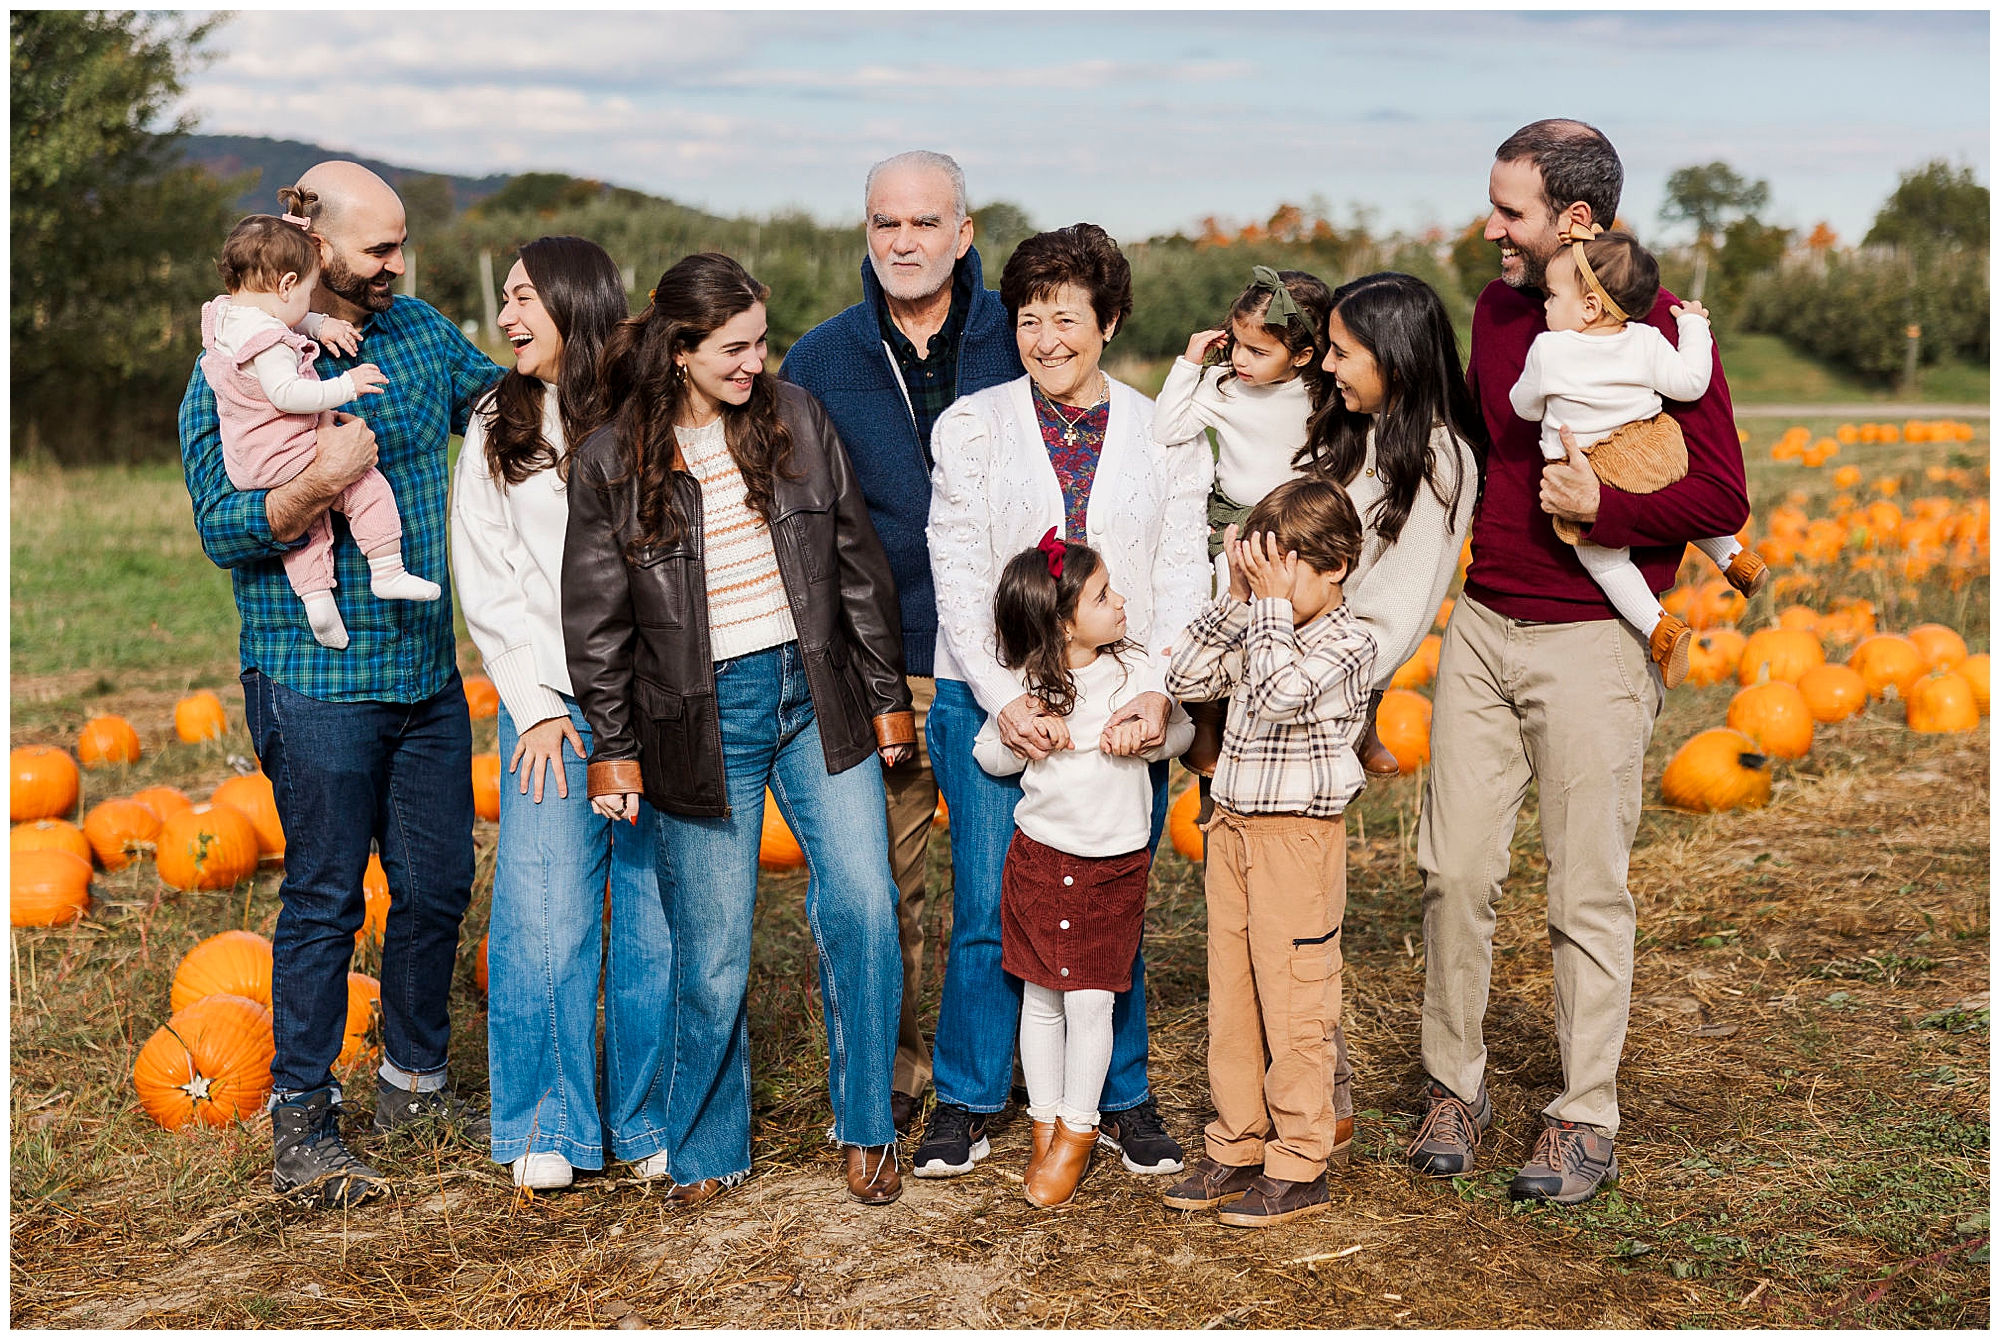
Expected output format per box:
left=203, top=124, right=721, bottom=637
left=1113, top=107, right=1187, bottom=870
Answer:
left=676, top=418, right=798, bottom=662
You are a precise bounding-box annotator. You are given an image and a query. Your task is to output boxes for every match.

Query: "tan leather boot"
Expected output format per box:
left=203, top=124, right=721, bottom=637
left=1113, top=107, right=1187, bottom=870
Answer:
left=1023, top=1119, right=1057, bottom=1184
left=1023, top=1120, right=1096, bottom=1208
left=1649, top=614, right=1692, bottom=689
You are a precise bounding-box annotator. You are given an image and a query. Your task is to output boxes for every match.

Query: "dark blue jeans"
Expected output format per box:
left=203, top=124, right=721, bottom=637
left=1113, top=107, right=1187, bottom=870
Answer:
left=242, top=669, right=475, bottom=1095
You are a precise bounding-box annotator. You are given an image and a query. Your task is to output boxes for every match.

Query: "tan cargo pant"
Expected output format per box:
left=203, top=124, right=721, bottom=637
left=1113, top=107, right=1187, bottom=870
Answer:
left=881, top=675, right=937, bottom=1099
left=1201, top=808, right=1347, bottom=1182
left=1416, top=595, right=1662, bottom=1135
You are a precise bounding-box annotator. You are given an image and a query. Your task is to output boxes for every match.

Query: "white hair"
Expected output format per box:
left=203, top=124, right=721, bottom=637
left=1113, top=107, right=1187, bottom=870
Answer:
left=864, top=150, right=968, bottom=225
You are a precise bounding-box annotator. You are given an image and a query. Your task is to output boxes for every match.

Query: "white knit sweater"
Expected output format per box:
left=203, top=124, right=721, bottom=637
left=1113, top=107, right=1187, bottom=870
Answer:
left=674, top=418, right=799, bottom=663
left=1151, top=356, right=1312, bottom=506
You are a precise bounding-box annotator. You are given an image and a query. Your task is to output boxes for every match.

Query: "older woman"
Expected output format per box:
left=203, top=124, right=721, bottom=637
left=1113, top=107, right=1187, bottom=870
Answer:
left=916, top=223, right=1211, bottom=1180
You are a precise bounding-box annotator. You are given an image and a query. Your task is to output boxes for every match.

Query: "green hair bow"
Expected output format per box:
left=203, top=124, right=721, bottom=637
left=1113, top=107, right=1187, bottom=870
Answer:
left=1251, top=265, right=1306, bottom=332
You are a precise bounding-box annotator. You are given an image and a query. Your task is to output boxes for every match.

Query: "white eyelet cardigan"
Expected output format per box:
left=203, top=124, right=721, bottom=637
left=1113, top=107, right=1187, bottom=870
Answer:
left=927, top=373, right=1213, bottom=715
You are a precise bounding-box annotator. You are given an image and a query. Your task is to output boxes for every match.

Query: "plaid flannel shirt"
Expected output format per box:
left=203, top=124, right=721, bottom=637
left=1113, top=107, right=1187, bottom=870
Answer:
left=178, top=296, right=502, bottom=702
left=877, top=268, right=969, bottom=462
left=1166, top=595, right=1377, bottom=818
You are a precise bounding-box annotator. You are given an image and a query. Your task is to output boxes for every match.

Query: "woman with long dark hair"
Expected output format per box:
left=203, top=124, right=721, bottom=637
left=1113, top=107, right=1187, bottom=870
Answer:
left=449, top=235, right=673, bottom=1191
left=564, top=252, right=914, bottom=1208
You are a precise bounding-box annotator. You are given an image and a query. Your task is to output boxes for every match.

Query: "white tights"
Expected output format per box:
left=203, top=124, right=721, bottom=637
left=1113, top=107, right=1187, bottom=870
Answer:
left=1018, top=983, right=1114, bottom=1131
left=1578, top=534, right=1742, bottom=636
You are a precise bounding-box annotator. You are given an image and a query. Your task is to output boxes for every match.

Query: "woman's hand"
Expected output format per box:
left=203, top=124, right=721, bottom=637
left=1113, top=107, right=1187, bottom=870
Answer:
left=998, top=693, right=1069, bottom=760
left=880, top=743, right=913, bottom=767
left=1101, top=691, right=1171, bottom=756
left=1237, top=529, right=1298, bottom=602
left=1221, top=523, right=1251, bottom=602
left=511, top=714, right=584, bottom=803
left=1184, top=328, right=1229, bottom=365
left=591, top=792, right=640, bottom=823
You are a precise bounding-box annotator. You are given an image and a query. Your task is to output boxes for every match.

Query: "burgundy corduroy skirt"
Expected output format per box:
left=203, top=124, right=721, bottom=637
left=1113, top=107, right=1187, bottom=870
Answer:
left=1000, top=829, right=1151, bottom=993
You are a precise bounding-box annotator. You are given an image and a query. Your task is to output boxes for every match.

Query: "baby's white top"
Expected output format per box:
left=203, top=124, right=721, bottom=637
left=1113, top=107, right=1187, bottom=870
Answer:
left=1509, top=313, right=1713, bottom=459
left=1153, top=357, right=1311, bottom=506
left=211, top=303, right=356, bottom=415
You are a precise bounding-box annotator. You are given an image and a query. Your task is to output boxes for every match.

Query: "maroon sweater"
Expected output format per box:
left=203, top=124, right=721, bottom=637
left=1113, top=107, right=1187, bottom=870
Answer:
left=1462, top=279, right=1751, bottom=623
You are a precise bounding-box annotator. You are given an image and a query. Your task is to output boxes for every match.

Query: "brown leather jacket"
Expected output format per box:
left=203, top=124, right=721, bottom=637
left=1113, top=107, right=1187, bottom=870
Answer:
left=564, top=381, right=915, bottom=817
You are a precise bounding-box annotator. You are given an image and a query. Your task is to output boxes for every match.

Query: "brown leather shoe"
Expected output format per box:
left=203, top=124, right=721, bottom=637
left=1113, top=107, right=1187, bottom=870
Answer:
left=845, top=1143, right=902, bottom=1206
left=890, top=1090, right=922, bottom=1138
left=1162, top=1156, right=1262, bottom=1211
left=1724, top=548, right=1769, bottom=598
left=1360, top=691, right=1400, bottom=777
left=1022, top=1120, right=1095, bottom=1208
left=1024, top=1119, right=1057, bottom=1184
left=1216, top=1173, right=1331, bottom=1227
left=665, top=1175, right=735, bottom=1207
left=1180, top=700, right=1228, bottom=776
left=1649, top=614, right=1692, bottom=689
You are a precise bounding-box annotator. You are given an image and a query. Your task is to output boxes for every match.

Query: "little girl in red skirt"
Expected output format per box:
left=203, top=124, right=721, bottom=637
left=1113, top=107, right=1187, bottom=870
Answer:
left=972, top=530, right=1194, bottom=1208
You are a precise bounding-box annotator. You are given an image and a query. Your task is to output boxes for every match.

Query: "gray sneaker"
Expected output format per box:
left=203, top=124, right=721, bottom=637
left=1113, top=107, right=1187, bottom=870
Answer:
left=272, top=1086, right=389, bottom=1208
left=1407, top=1077, right=1492, bottom=1177
left=372, top=1075, right=491, bottom=1141
left=1509, top=1119, right=1619, bottom=1205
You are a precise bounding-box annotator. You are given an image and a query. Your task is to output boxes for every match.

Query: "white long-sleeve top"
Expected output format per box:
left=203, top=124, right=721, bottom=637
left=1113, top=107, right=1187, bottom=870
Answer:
left=1151, top=357, right=1311, bottom=505
left=1509, top=314, right=1713, bottom=460
left=1344, top=423, right=1482, bottom=689
left=928, top=374, right=1212, bottom=716
left=448, top=389, right=574, bottom=730
left=972, top=651, right=1194, bottom=857
left=210, top=303, right=357, bottom=414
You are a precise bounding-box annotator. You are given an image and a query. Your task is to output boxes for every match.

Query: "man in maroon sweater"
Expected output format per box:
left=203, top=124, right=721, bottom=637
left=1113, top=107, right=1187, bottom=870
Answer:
left=1409, top=120, right=1749, bottom=1205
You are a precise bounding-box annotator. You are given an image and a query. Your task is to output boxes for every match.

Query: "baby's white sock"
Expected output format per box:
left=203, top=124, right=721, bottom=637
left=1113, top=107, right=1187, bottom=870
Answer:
left=367, top=552, right=441, bottom=602
left=302, top=591, right=350, bottom=649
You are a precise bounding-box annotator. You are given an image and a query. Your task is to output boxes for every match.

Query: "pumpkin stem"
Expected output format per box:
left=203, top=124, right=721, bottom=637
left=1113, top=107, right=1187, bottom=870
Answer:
left=1738, top=751, right=1769, bottom=770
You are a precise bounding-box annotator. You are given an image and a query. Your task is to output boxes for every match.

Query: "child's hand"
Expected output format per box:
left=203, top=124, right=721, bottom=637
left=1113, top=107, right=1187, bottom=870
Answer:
left=1238, top=529, right=1298, bottom=602
left=1671, top=299, right=1710, bottom=321
left=1221, top=523, right=1251, bottom=603
left=348, top=363, right=389, bottom=396
left=316, top=317, right=363, bottom=356
left=1184, top=328, right=1229, bottom=365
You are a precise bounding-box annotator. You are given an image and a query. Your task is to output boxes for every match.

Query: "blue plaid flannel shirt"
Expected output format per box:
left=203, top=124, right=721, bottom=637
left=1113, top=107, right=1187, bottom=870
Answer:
left=179, top=296, right=502, bottom=703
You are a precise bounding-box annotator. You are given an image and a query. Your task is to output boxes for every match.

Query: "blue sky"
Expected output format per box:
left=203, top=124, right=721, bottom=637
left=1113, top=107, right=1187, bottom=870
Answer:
left=178, top=9, right=1989, bottom=247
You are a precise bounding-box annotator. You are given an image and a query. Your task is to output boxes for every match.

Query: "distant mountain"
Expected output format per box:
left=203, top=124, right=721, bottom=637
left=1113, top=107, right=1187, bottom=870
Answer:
left=178, top=134, right=514, bottom=214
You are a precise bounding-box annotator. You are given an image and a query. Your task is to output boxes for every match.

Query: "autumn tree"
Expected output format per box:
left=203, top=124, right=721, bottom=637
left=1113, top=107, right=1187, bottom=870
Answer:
left=1660, top=162, right=1771, bottom=300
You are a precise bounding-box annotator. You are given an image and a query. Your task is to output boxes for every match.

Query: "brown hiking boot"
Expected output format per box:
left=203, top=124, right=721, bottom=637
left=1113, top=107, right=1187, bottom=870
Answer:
left=1162, top=1157, right=1262, bottom=1211
left=1023, top=1120, right=1096, bottom=1208
left=1649, top=614, right=1692, bottom=689
left=1407, top=1078, right=1492, bottom=1178
left=1723, top=548, right=1770, bottom=598
left=845, top=1143, right=902, bottom=1206
left=1216, top=1173, right=1330, bottom=1227
left=1508, top=1118, right=1619, bottom=1205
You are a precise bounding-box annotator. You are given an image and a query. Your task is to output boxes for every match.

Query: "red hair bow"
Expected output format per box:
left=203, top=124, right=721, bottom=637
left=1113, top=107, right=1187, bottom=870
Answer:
left=1036, top=527, right=1065, bottom=580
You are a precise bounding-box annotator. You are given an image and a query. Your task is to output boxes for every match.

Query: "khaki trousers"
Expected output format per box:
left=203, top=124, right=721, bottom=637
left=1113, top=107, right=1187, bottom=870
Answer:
left=1416, top=595, right=1661, bottom=1135
left=1202, top=808, right=1347, bottom=1182
left=881, top=675, right=937, bottom=1098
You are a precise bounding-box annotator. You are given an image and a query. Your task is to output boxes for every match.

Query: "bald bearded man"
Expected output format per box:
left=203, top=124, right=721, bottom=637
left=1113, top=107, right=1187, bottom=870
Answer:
left=179, top=163, right=503, bottom=1207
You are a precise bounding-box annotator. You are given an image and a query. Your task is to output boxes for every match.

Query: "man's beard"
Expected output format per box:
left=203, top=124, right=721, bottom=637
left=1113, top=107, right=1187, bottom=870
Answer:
left=1502, top=243, right=1552, bottom=292
left=323, top=252, right=396, bottom=313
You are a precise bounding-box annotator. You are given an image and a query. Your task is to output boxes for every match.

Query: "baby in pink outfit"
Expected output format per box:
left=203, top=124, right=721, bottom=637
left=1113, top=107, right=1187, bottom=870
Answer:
left=200, top=189, right=435, bottom=649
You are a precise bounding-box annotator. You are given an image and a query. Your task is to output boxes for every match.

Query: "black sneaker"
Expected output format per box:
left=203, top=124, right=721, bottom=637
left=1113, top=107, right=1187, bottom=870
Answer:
left=1098, top=1097, right=1185, bottom=1174
left=372, top=1075, right=492, bottom=1141
left=911, top=1103, right=990, bottom=1178
left=272, top=1086, right=389, bottom=1208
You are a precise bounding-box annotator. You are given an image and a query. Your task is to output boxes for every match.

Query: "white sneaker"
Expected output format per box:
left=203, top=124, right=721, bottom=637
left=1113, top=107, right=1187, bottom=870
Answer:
left=511, top=1151, right=574, bottom=1190
left=627, top=1150, right=673, bottom=1181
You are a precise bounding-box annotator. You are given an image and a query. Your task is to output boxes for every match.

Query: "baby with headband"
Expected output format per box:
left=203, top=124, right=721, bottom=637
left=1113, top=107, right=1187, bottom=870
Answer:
left=1508, top=223, right=1766, bottom=688
left=199, top=186, right=430, bottom=651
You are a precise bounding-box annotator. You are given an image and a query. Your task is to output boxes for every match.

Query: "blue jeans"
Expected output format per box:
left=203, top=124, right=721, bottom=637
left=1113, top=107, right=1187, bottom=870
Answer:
left=926, top=678, right=1169, bottom=1114
left=242, top=668, right=474, bottom=1095
left=489, top=698, right=672, bottom=1169
left=651, top=642, right=901, bottom=1182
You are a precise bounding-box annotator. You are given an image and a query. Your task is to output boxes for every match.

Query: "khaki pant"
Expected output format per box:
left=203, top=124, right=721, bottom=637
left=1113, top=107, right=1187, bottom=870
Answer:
left=1201, top=808, right=1347, bottom=1182
left=881, top=676, right=937, bottom=1098
left=1416, top=595, right=1662, bottom=1135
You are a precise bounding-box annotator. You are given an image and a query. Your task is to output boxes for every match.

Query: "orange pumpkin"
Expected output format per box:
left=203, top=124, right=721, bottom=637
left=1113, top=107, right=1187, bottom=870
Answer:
left=463, top=675, right=501, bottom=720
left=759, top=789, right=806, bottom=869
left=1434, top=597, right=1455, bottom=631
left=474, top=933, right=490, bottom=995
left=1905, top=623, right=1968, bottom=671
left=932, top=795, right=950, bottom=830
left=155, top=803, right=261, bottom=891
left=1660, top=729, right=1772, bottom=813
left=1727, top=681, right=1814, bottom=760
left=11, top=818, right=93, bottom=866
left=1956, top=654, right=1989, bottom=714
left=1389, top=635, right=1442, bottom=690
left=337, top=972, right=382, bottom=1071
left=83, top=797, right=163, bottom=871
left=10, top=848, right=92, bottom=926
left=1375, top=689, right=1433, bottom=775
left=76, top=715, right=142, bottom=768
left=10, top=745, right=80, bottom=822
left=1905, top=670, right=1979, bottom=734
left=1684, top=579, right=1746, bottom=631
left=170, top=929, right=274, bottom=1012
left=355, top=853, right=391, bottom=948
left=1848, top=635, right=1926, bottom=701
left=1737, top=628, right=1823, bottom=686
left=174, top=691, right=229, bottom=743
left=131, top=785, right=193, bottom=821
left=1775, top=605, right=1820, bottom=634
left=1686, top=630, right=1747, bottom=687
left=472, top=753, right=501, bottom=823
left=1167, top=784, right=1204, bottom=862
left=132, top=993, right=275, bottom=1131
left=1796, top=664, right=1869, bottom=723
left=212, top=772, right=284, bottom=860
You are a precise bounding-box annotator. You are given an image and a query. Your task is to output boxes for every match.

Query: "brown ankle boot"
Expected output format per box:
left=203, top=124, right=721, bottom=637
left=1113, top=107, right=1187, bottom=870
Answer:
left=1360, top=689, right=1400, bottom=777
left=1023, top=1121, right=1096, bottom=1208
left=1024, top=1119, right=1057, bottom=1184
left=1180, top=700, right=1227, bottom=777
left=1723, top=548, right=1769, bottom=598
left=1650, top=614, right=1692, bottom=689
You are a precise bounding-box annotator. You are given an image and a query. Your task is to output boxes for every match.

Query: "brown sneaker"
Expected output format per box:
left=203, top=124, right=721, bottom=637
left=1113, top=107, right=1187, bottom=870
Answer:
left=1024, top=1119, right=1057, bottom=1184
left=845, top=1143, right=902, bottom=1206
left=1723, top=548, right=1770, bottom=599
left=1407, top=1077, right=1492, bottom=1178
left=1216, top=1173, right=1330, bottom=1227
left=1022, top=1120, right=1095, bottom=1208
left=1162, top=1157, right=1262, bottom=1211
left=1649, top=614, right=1692, bottom=689
left=1508, top=1119, right=1619, bottom=1205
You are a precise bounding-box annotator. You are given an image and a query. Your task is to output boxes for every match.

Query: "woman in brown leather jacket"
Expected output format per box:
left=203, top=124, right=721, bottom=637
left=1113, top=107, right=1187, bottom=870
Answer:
left=563, top=253, right=914, bottom=1208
